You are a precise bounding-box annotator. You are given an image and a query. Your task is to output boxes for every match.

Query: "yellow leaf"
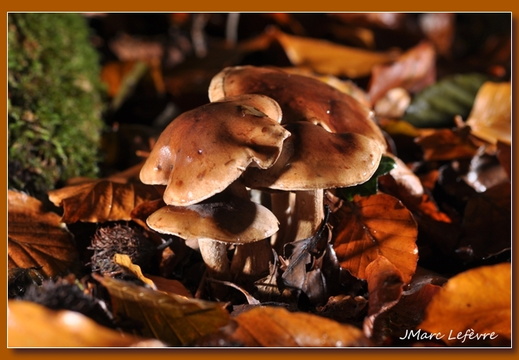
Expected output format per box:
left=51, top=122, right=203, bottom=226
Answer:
left=466, top=81, right=511, bottom=145
left=95, top=274, right=230, bottom=346
left=8, top=191, right=78, bottom=277
left=8, top=300, right=164, bottom=347
left=419, top=263, right=511, bottom=346
left=272, top=28, right=396, bottom=78
left=113, top=253, right=157, bottom=289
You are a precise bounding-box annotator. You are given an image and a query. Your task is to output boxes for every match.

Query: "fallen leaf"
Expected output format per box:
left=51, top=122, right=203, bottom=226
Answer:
left=280, top=213, right=331, bottom=305
left=384, top=283, right=442, bottom=344
left=48, top=163, right=161, bottom=223
left=415, top=126, right=480, bottom=161
left=95, top=274, right=230, bottom=346
left=146, top=275, right=192, bottom=298
left=271, top=28, right=396, bottom=78
left=8, top=191, right=78, bottom=277
left=230, top=306, right=370, bottom=347
left=461, top=151, right=509, bottom=192
left=332, top=193, right=418, bottom=284
left=113, top=253, right=157, bottom=289
left=465, top=81, right=511, bottom=145
left=419, top=262, right=511, bottom=346
left=8, top=300, right=165, bottom=347
left=403, top=73, right=489, bottom=128
left=363, top=255, right=404, bottom=342
left=369, top=41, right=437, bottom=105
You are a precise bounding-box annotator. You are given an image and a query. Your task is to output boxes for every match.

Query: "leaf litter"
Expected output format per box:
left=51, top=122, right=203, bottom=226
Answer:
left=8, top=13, right=511, bottom=348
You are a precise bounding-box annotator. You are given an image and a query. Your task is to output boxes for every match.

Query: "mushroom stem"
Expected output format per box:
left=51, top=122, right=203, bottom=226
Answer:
left=198, top=238, right=231, bottom=280
left=271, top=189, right=324, bottom=253
left=230, top=239, right=273, bottom=283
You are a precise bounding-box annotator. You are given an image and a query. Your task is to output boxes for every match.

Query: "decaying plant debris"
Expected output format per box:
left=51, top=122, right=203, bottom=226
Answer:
left=7, top=13, right=511, bottom=348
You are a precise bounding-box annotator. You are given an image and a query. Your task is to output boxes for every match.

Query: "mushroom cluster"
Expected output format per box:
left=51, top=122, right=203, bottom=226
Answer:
left=139, top=65, right=385, bottom=291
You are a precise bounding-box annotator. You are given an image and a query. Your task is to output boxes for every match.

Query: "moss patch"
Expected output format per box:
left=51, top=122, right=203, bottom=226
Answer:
left=8, top=13, right=105, bottom=198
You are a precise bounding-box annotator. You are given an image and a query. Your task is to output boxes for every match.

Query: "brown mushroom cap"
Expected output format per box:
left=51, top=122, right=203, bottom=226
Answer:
left=146, top=191, right=279, bottom=244
left=139, top=94, right=290, bottom=206
left=208, top=65, right=387, bottom=147
left=243, top=121, right=384, bottom=191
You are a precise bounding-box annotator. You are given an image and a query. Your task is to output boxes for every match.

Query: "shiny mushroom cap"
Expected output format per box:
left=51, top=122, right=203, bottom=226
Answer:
left=146, top=191, right=279, bottom=244
left=208, top=65, right=387, bottom=147
left=139, top=94, right=290, bottom=206
left=243, top=121, right=384, bottom=191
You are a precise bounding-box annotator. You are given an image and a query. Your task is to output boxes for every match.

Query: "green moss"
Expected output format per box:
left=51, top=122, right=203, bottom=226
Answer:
left=8, top=13, right=105, bottom=198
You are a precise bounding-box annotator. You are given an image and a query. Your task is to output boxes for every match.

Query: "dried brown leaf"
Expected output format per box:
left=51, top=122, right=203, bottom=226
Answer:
left=369, top=41, right=436, bottom=105
left=49, top=164, right=161, bottom=223
left=8, top=191, right=78, bottom=277
left=8, top=300, right=165, bottom=347
left=332, top=193, right=418, bottom=284
left=419, top=263, right=511, bottom=346
left=415, top=126, right=480, bottom=161
left=363, top=255, right=404, bottom=341
left=231, top=306, right=370, bottom=347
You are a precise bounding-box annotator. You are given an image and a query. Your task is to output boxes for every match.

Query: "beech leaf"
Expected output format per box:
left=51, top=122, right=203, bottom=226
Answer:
left=271, top=28, right=396, bottom=78
left=8, top=300, right=165, bottom=347
left=8, top=190, right=78, bottom=277
left=465, top=81, right=511, bottom=145
left=95, top=274, right=230, bottom=346
left=332, top=193, right=418, bottom=284
left=48, top=164, right=161, bottom=223
left=231, top=306, right=370, bottom=347
left=419, top=263, right=511, bottom=346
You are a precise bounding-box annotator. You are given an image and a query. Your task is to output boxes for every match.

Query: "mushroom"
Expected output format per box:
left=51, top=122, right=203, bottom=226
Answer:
left=140, top=93, right=290, bottom=206
left=139, top=94, right=289, bottom=286
left=243, top=121, right=384, bottom=250
left=208, top=66, right=386, bottom=249
left=208, top=65, right=387, bottom=147
left=146, top=186, right=279, bottom=283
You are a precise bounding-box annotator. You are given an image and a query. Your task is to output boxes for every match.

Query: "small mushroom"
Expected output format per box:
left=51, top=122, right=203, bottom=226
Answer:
left=243, top=121, right=384, bottom=249
left=208, top=65, right=387, bottom=147
left=146, top=187, right=279, bottom=282
left=139, top=94, right=290, bottom=206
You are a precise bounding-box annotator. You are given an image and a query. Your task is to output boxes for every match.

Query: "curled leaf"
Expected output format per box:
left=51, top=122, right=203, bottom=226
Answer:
left=8, top=190, right=78, bottom=277
left=419, top=263, right=511, bottom=346
left=113, top=253, right=156, bottom=289
left=332, top=193, right=418, bottom=284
